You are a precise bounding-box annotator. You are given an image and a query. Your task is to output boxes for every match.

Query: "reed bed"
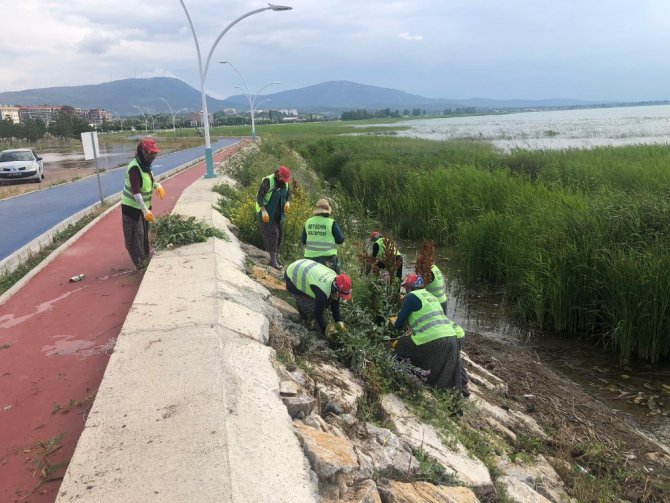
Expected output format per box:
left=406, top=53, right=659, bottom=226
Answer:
left=281, top=133, right=670, bottom=363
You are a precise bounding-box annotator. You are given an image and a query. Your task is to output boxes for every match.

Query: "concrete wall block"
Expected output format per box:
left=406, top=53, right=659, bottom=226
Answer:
left=218, top=298, right=269, bottom=345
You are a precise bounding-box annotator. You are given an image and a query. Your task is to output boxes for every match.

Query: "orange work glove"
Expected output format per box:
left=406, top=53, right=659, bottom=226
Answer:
left=142, top=208, right=155, bottom=223
left=155, top=182, right=166, bottom=200
left=261, top=208, right=270, bottom=223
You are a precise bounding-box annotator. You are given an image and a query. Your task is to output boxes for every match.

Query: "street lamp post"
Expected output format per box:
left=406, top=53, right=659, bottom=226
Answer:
left=178, top=1, right=292, bottom=178
left=112, top=112, right=125, bottom=131
left=160, top=97, right=177, bottom=136
left=133, top=105, right=148, bottom=132
left=221, top=60, right=279, bottom=142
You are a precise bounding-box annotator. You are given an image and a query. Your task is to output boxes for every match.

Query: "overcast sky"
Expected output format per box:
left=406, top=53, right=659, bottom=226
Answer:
left=2, top=0, right=669, bottom=102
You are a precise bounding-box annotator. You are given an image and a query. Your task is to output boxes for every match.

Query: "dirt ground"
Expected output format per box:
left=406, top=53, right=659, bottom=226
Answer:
left=465, top=332, right=670, bottom=501
left=0, top=165, right=96, bottom=200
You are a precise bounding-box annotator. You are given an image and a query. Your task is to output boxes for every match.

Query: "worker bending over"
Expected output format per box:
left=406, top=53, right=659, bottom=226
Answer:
left=285, top=259, right=352, bottom=335
left=392, top=273, right=468, bottom=395
left=369, top=231, right=403, bottom=280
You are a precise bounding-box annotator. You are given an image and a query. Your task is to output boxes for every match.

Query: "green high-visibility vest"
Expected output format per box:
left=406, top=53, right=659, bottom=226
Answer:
left=304, top=215, right=337, bottom=257
left=255, top=174, right=290, bottom=213
left=121, top=159, right=153, bottom=210
left=426, top=264, right=447, bottom=304
left=286, top=259, right=337, bottom=298
left=373, top=237, right=401, bottom=259
left=407, top=289, right=460, bottom=345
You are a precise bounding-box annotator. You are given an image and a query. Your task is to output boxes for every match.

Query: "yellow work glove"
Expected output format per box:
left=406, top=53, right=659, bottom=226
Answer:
left=261, top=208, right=270, bottom=223
left=325, top=323, right=337, bottom=338
left=142, top=208, right=155, bottom=223
left=391, top=340, right=399, bottom=349
left=389, top=316, right=398, bottom=326
left=336, top=321, right=346, bottom=332
left=155, top=182, right=166, bottom=200
left=284, top=201, right=291, bottom=213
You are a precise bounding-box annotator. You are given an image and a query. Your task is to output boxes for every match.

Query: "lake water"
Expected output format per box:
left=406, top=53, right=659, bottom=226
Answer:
left=40, top=142, right=134, bottom=171
left=384, top=104, right=670, bottom=151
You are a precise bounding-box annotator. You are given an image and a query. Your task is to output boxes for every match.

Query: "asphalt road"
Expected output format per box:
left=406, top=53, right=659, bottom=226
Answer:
left=0, top=138, right=239, bottom=262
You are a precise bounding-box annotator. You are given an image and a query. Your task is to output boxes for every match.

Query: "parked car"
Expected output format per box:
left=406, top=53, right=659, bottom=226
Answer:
left=0, top=148, right=44, bottom=183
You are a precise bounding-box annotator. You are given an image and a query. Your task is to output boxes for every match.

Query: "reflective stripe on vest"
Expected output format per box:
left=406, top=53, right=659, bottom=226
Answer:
left=255, top=174, right=290, bottom=213
left=121, top=159, right=153, bottom=209
left=304, top=215, right=337, bottom=257
left=408, top=289, right=459, bottom=345
left=286, top=259, right=337, bottom=298
left=426, top=264, right=447, bottom=304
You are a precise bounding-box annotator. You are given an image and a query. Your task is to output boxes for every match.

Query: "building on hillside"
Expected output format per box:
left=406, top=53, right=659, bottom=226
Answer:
left=187, top=111, right=213, bottom=127
left=87, top=108, right=112, bottom=125
left=0, top=105, right=20, bottom=123
left=222, top=108, right=237, bottom=115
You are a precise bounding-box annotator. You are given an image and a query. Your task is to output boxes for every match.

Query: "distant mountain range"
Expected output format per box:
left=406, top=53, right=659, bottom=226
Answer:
left=0, top=77, right=611, bottom=116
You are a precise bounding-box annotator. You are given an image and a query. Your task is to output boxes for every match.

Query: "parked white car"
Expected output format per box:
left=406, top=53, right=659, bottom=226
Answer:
left=0, top=148, right=44, bottom=183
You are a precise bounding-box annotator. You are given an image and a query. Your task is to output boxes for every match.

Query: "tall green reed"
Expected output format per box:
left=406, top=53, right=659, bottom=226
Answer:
left=285, top=133, right=670, bottom=363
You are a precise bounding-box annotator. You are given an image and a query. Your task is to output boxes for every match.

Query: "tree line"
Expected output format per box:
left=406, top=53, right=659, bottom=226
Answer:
left=0, top=111, right=93, bottom=142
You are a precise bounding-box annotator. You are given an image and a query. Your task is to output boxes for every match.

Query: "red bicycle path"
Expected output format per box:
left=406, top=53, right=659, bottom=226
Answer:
left=0, top=142, right=246, bottom=502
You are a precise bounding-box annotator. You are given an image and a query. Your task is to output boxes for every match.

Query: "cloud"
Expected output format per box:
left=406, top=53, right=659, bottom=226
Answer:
left=78, top=32, right=116, bottom=54
left=398, top=32, right=423, bottom=41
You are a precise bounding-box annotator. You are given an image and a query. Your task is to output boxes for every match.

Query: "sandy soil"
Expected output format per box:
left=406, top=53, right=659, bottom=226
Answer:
left=466, top=332, right=670, bottom=501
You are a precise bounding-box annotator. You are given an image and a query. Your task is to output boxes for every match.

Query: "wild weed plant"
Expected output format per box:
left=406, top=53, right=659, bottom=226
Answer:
left=152, top=214, right=228, bottom=249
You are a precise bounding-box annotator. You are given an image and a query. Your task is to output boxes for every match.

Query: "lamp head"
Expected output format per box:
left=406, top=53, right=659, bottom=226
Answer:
left=268, top=3, right=292, bottom=11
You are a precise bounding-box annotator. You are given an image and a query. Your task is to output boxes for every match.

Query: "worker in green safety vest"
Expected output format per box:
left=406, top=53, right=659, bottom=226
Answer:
left=121, top=137, right=166, bottom=269
left=284, top=259, right=352, bottom=335
left=425, top=264, right=448, bottom=315
left=368, top=231, right=403, bottom=281
left=391, top=273, right=468, bottom=395
left=302, top=198, right=345, bottom=273
left=255, top=165, right=291, bottom=269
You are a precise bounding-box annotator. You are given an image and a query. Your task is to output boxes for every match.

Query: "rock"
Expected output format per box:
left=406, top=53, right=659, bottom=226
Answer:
left=275, top=363, right=315, bottom=391
left=325, top=400, right=344, bottom=416
left=462, top=353, right=508, bottom=393
left=323, top=479, right=381, bottom=503
left=240, top=242, right=269, bottom=262
left=328, top=413, right=358, bottom=434
left=294, top=421, right=360, bottom=499
left=227, top=223, right=241, bottom=237
left=380, top=394, right=493, bottom=497
left=269, top=295, right=301, bottom=322
left=250, top=265, right=285, bottom=291
left=497, top=475, right=552, bottom=503
left=470, top=392, right=549, bottom=443
left=311, top=362, right=365, bottom=416
left=485, top=417, right=517, bottom=443
left=353, top=423, right=419, bottom=477
left=280, top=381, right=300, bottom=397
left=282, top=395, right=316, bottom=418
left=304, top=413, right=325, bottom=432
left=377, top=479, right=479, bottom=503
left=496, top=455, right=570, bottom=503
